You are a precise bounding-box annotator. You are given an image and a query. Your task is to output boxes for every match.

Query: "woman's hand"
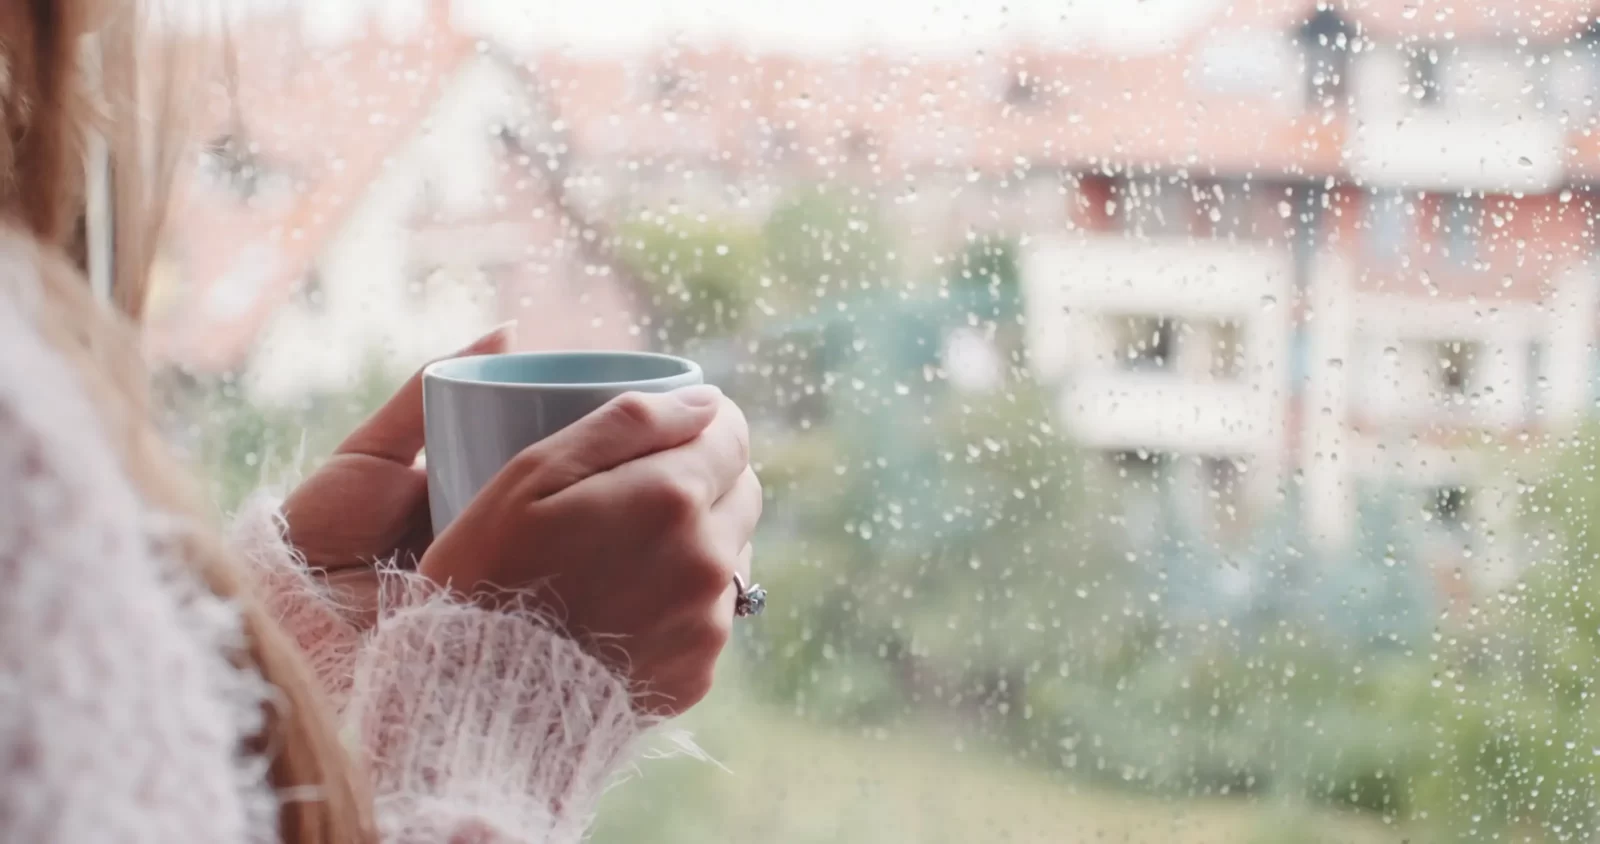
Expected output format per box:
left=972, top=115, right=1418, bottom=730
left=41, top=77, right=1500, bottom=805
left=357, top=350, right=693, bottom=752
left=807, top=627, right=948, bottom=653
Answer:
left=281, top=327, right=511, bottom=571
left=418, top=387, right=762, bottom=716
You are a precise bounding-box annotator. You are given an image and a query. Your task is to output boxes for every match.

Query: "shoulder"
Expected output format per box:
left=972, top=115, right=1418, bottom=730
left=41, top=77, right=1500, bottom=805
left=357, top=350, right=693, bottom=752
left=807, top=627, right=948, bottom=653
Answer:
left=0, top=235, right=160, bottom=574
left=0, top=242, right=135, bottom=526
left=0, top=240, right=276, bottom=841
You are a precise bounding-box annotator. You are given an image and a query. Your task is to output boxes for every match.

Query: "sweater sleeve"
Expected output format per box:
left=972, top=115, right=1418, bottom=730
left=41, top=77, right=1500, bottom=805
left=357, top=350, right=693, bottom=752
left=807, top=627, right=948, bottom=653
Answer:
left=231, top=502, right=651, bottom=844
left=0, top=296, right=272, bottom=843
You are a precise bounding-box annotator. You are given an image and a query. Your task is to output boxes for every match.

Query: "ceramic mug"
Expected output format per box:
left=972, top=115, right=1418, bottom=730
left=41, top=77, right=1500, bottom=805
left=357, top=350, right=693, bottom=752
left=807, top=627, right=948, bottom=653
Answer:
left=422, top=350, right=704, bottom=532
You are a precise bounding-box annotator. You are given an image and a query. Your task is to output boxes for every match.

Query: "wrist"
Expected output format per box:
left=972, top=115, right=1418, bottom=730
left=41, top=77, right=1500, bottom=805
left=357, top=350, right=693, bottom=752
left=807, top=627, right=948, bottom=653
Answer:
left=315, top=566, right=382, bottom=630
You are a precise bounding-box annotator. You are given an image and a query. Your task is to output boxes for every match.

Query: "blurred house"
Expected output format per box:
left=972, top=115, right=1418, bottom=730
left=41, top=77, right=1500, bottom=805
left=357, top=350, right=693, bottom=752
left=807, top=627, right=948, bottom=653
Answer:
left=997, top=0, right=1600, bottom=586
left=1299, top=3, right=1600, bottom=584
left=151, top=3, right=644, bottom=405
left=154, top=0, right=1600, bottom=586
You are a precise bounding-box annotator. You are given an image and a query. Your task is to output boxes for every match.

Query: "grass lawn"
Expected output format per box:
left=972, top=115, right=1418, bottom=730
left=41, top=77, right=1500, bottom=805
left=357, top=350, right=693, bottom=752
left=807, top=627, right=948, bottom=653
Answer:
left=592, top=696, right=1404, bottom=844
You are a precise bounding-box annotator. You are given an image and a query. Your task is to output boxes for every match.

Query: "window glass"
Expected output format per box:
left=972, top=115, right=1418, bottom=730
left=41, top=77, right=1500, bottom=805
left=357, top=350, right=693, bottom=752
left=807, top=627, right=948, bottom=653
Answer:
left=1363, top=189, right=1412, bottom=263
left=1438, top=195, right=1481, bottom=268
left=153, top=2, right=1600, bottom=842
left=1434, top=339, right=1477, bottom=399
left=1112, top=315, right=1177, bottom=372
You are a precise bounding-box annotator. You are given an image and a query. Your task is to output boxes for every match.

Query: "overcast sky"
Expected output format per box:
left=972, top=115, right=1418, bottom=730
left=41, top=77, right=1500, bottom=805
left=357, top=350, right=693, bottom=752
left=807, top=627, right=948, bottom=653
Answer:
left=187, top=0, right=1222, bottom=54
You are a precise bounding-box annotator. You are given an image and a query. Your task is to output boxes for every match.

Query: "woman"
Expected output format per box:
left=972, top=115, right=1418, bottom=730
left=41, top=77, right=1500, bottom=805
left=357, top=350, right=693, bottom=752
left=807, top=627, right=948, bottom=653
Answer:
left=0, top=3, right=761, bottom=843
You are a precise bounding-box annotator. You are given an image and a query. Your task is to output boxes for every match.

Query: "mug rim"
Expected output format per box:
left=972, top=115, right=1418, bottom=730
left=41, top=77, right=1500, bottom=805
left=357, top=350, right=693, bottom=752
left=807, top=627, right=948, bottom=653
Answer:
left=423, top=350, right=702, bottom=390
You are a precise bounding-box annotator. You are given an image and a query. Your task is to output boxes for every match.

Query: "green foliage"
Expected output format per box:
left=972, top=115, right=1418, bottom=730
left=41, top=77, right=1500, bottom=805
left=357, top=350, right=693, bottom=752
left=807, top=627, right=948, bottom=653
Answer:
left=1373, top=425, right=1600, bottom=842
left=172, top=356, right=405, bottom=513
left=764, top=188, right=894, bottom=301
left=174, top=189, right=1600, bottom=844
left=619, top=215, right=768, bottom=352
left=947, top=235, right=1023, bottom=326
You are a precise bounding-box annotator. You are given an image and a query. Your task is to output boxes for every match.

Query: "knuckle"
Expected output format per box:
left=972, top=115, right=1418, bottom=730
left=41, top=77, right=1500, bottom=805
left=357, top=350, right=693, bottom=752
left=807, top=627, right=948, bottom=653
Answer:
left=680, top=545, right=731, bottom=595
left=724, top=401, right=752, bottom=466
left=607, top=392, right=659, bottom=430
left=697, top=615, right=733, bottom=654
left=646, top=471, right=701, bottom=519
left=507, top=445, right=546, bottom=475
left=507, top=450, right=562, bottom=492
left=747, top=470, right=765, bottom=510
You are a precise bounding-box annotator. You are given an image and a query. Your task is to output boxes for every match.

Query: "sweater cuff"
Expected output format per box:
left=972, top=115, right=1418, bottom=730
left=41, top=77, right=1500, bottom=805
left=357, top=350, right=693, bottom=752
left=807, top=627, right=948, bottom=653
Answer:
left=227, top=494, right=364, bottom=707
left=350, top=573, right=648, bottom=842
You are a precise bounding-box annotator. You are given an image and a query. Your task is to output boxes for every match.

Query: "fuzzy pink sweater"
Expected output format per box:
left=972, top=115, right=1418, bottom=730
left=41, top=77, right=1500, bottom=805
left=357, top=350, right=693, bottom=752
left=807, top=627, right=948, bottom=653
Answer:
left=0, top=285, right=655, bottom=841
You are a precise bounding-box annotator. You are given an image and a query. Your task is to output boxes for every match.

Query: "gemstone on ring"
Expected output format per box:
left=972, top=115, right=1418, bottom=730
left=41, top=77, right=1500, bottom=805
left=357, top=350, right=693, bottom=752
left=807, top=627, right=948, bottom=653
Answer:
left=733, top=574, right=766, bottom=618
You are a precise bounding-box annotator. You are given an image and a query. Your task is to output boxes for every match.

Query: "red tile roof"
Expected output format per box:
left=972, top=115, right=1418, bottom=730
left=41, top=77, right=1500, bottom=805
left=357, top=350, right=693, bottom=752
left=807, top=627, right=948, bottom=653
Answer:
left=1340, top=0, right=1594, bottom=41
left=157, top=0, right=1600, bottom=372
left=155, top=1, right=476, bottom=370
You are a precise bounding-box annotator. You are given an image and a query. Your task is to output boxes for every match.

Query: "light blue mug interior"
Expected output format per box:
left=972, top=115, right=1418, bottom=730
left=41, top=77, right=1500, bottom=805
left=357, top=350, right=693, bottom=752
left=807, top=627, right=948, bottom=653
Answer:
left=425, top=351, right=699, bottom=388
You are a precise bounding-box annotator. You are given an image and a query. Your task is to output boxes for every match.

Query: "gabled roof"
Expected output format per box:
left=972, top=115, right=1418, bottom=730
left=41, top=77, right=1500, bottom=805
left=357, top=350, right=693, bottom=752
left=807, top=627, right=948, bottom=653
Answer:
left=155, top=1, right=476, bottom=370
left=1339, top=0, right=1595, bottom=41
left=156, top=0, right=1600, bottom=372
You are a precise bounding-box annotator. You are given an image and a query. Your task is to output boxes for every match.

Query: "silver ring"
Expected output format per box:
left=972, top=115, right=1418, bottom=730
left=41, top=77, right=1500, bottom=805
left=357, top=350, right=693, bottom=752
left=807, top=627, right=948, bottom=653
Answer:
left=732, top=573, right=766, bottom=618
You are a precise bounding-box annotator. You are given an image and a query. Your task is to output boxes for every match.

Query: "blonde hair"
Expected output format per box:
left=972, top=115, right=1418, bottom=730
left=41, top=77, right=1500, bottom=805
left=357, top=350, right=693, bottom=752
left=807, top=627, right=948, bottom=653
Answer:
left=0, top=3, right=374, bottom=842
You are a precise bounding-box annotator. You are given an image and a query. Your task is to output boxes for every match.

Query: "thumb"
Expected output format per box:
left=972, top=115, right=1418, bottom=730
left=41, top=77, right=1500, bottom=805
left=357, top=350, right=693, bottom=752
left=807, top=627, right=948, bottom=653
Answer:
left=519, top=385, right=723, bottom=499
left=336, top=323, right=514, bottom=464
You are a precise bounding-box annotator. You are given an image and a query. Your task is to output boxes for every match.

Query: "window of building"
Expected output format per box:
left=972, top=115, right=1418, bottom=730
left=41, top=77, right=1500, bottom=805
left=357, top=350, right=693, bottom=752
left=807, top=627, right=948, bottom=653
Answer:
left=1438, top=195, right=1481, bottom=267
left=1436, top=339, right=1477, bottom=397
left=1527, top=341, right=1545, bottom=418
left=1112, top=315, right=1177, bottom=372
left=1203, top=179, right=1262, bottom=240
left=1364, top=189, right=1412, bottom=263
left=1426, top=485, right=1471, bottom=531
left=1204, top=456, right=1246, bottom=523
left=1406, top=45, right=1442, bottom=105
left=1003, top=69, right=1045, bottom=107
left=1208, top=320, right=1245, bottom=380
left=1117, top=177, right=1194, bottom=237
left=1298, top=7, right=1354, bottom=105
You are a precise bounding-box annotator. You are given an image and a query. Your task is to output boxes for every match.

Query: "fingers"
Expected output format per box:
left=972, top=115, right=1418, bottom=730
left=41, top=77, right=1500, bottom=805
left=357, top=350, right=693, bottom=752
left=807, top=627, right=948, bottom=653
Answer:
left=724, top=543, right=753, bottom=607
left=604, top=395, right=749, bottom=511
left=336, top=323, right=513, bottom=464
left=516, top=386, right=724, bottom=500
left=710, top=467, right=762, bottom=555
left=634, top=543, right=752, bottom=716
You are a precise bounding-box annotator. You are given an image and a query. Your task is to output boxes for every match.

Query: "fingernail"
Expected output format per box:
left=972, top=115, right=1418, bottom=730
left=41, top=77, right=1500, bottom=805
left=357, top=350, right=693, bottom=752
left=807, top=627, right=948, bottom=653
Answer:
left=676, top=384, right=723, bottom=408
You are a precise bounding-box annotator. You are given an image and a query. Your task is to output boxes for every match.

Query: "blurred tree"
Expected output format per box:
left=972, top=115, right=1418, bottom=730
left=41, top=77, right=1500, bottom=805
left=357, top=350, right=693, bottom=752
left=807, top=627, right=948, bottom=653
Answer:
left=618, top=215, right=767, bottom=353
left=764, top=187, right=895, bottom=307
left=164, top=354, right=402, bottom=513
left=1392, top=425, right=1600, bottom=842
